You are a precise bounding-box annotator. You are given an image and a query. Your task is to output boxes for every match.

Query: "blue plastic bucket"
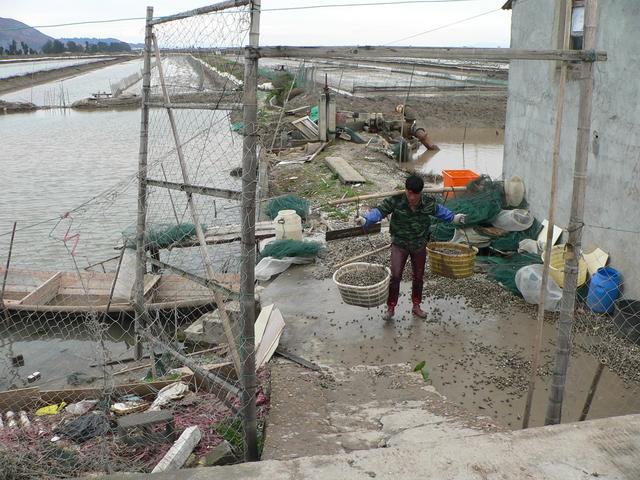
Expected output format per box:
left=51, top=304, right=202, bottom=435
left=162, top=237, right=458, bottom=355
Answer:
left=587, top=267, right=622, bottom=314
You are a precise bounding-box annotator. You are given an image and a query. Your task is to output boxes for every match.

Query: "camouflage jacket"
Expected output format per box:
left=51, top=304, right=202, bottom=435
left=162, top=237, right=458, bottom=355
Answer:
left=376, top=193, right=452, bottom=250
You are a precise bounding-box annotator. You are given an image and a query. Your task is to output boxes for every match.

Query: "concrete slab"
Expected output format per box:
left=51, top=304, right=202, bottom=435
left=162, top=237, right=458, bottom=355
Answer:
left=111, top=414, right=640, bottom=480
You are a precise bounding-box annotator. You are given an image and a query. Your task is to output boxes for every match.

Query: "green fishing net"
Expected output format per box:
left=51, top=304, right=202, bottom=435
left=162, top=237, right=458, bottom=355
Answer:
left=122, top=223, right=204, bottom=249
left=431, top=176, right=505, bottom=241
left=265, top=194, right=310, bottom=220
left=477, top=253, right=542, bottom=295
left=260, top=239, right=323, bottom=259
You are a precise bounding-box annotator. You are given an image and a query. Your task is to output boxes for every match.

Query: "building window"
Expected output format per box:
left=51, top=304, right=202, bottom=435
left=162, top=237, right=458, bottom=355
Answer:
left=571, top=0, right=585, bottom=49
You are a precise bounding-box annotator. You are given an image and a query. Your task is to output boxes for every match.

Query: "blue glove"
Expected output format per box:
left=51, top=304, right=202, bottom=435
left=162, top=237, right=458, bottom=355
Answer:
left=363, top=208, right=383, bottom=229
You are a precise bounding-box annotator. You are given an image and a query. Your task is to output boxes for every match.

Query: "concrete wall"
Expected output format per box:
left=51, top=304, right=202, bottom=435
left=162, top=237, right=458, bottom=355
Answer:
left=503, top=0, right=640, bottom=299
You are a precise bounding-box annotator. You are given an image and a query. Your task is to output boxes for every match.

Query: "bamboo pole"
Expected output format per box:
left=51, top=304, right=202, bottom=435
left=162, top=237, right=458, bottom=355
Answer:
left=334, top=244, right=391, bottom=268
left=255, top=46, right=607, bottom=62
left=546, top=0, right=599, bottom=426
left=151, top=34, right=242, bottom=378
left=522, top=0, right=572, bottom=430
left=326, top=187, right=466, bottom=206
left=240, top=0, right=260, bottom=462
left=133, top=7, right=154, bottom=361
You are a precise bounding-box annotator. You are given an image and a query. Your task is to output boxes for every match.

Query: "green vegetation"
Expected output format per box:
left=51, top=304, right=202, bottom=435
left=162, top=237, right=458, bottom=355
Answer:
left=414, top=361, right=431, bottom=383
left=270, top=153, right=377, bottom=220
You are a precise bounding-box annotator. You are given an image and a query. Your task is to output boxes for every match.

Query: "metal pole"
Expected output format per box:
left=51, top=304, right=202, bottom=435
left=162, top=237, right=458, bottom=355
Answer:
left=240, top=0, right=260, bottom=462
left=522, top=0, right=572, bottom=429
left=546, top=0, right=599, bottom=426
left=133, top=6, right=154, bottom=361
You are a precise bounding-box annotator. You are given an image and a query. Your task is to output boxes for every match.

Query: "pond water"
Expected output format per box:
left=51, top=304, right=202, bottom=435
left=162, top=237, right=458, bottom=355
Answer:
left=0, top=57, right=115, bottom=80
left=0, top=59, right=144, bottom=106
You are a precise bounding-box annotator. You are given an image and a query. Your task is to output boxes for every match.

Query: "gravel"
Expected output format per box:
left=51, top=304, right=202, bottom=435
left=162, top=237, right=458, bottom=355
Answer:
left=337, top=267, right=387, bottom=286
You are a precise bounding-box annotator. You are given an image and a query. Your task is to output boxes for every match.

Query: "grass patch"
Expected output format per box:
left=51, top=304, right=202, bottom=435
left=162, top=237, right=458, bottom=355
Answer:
left=270, top=157, right=377, bottom=219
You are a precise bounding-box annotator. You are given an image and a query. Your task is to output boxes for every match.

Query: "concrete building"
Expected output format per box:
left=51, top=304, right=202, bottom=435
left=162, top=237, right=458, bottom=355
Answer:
left=502, top=0, right=640, bottom=299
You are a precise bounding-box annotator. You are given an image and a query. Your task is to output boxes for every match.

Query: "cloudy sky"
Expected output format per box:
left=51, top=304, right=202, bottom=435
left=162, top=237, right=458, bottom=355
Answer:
left=3, top=0, right=511, bottom=47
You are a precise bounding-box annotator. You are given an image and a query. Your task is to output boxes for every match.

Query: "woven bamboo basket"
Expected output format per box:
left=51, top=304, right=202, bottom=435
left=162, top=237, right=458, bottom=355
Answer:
left=333, top=262, right=390, bottom=308
left=427, top=242, right=477, bottom=279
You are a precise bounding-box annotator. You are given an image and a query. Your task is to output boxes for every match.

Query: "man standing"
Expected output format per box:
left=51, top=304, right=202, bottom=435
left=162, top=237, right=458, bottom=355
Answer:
left=357, top=175, right=465, bottom=320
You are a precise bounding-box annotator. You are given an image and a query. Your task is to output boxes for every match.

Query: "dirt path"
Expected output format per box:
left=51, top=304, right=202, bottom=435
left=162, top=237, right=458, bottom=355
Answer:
left=0, top=55, right=138, bottom=95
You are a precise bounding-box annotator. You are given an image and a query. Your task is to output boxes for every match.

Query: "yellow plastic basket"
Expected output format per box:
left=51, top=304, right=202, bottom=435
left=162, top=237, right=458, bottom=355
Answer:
left=541, top=244, right=588, bottom=288
left=427, top=242, right=477, bottom=279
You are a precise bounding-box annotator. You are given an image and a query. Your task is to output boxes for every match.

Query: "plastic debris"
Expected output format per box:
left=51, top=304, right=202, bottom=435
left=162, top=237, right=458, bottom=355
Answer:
left=5, top=411, right=18, bottom=428
left=65, top=400, right=98, bottom=416
left=36, top=402, right=67, bottom=416
left=18, top=411, right=31, bottom=428
left=148, top=382, right=189, bottom=411
left=56, top=413, right=111, bottom=443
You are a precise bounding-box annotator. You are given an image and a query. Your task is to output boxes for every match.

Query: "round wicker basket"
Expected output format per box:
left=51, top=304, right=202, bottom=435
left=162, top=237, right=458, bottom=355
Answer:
left=333, top=262, right=390, bottom=308
left=426, top=242, right=477, bottom=279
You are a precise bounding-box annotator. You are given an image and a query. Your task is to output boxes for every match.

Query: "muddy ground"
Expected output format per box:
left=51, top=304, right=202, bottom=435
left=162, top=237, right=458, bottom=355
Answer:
left=261, top=86, right=640, bottom=458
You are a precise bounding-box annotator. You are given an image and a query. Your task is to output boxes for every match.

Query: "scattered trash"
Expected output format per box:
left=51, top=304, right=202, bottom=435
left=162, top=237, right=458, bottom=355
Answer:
left=111, top=400, right=149, bottom=416
left=148, top=382, right=189, bottom=411
left=36, top=402, right=67, bottom=416
left=67, top=371, right=98, bottom=386
left=65, top=400, right=98, bottom=416
left=27, top=371, right=41, bottom=383
left=56, top=413, right=111, bottom=443
left=18, top=411, right=31, bottom=428
left=5, top=411, right=17, bottom=428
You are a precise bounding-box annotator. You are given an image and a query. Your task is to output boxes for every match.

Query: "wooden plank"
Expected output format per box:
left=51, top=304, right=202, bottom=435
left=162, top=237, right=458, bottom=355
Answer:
left=143, top=274, right=162, bottom=297
left=325, top=223, right=381, bottom=241
left=291, top=116, right=319, bottom=140
left=325, top=156, right=366, bottom=184
left=256, top=46, right=607, bottom=62
left=18, top=272, right=62, bottom=306
left=0, top=387, right=40, bottom=412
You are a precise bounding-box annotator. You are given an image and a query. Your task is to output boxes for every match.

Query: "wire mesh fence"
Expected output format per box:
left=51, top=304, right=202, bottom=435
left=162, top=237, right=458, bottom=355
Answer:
left=1, top=2, right=639, bottom=478
left=0, top=2, right=266, bottom=477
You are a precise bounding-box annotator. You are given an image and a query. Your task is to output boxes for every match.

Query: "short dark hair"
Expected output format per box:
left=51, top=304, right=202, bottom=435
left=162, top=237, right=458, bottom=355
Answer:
left=405, top=175, right=424, bottom=193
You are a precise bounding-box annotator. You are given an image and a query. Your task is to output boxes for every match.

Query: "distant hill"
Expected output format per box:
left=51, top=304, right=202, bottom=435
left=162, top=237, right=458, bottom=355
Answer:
left=59, top=37, right=129, bottom=46
left=0, top=17, right=54, bottom=51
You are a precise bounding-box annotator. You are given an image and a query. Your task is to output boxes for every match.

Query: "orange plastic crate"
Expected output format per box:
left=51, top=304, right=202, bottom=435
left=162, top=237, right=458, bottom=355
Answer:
left=442, top=169, right=480, bottom=198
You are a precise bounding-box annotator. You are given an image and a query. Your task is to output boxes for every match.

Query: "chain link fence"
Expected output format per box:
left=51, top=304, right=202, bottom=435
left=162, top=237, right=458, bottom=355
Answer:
left=0, top=2, right=639, bottom=478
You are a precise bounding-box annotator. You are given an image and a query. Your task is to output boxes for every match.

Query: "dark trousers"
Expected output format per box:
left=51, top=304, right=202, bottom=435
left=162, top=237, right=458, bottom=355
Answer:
left=388, top=243, right=426, bottom=308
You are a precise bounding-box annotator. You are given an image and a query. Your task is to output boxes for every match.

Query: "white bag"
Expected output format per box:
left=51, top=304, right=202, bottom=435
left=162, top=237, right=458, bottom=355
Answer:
left=515, top=264, right=562, bottom=311
left=491, top=209, right=535, bottom=232
left=255, top=256, right=314, bottom=281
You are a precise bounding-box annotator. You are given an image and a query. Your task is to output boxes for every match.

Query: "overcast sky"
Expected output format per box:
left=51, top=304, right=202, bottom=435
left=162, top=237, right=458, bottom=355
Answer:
left=3, top=0, right=511, bottom=47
